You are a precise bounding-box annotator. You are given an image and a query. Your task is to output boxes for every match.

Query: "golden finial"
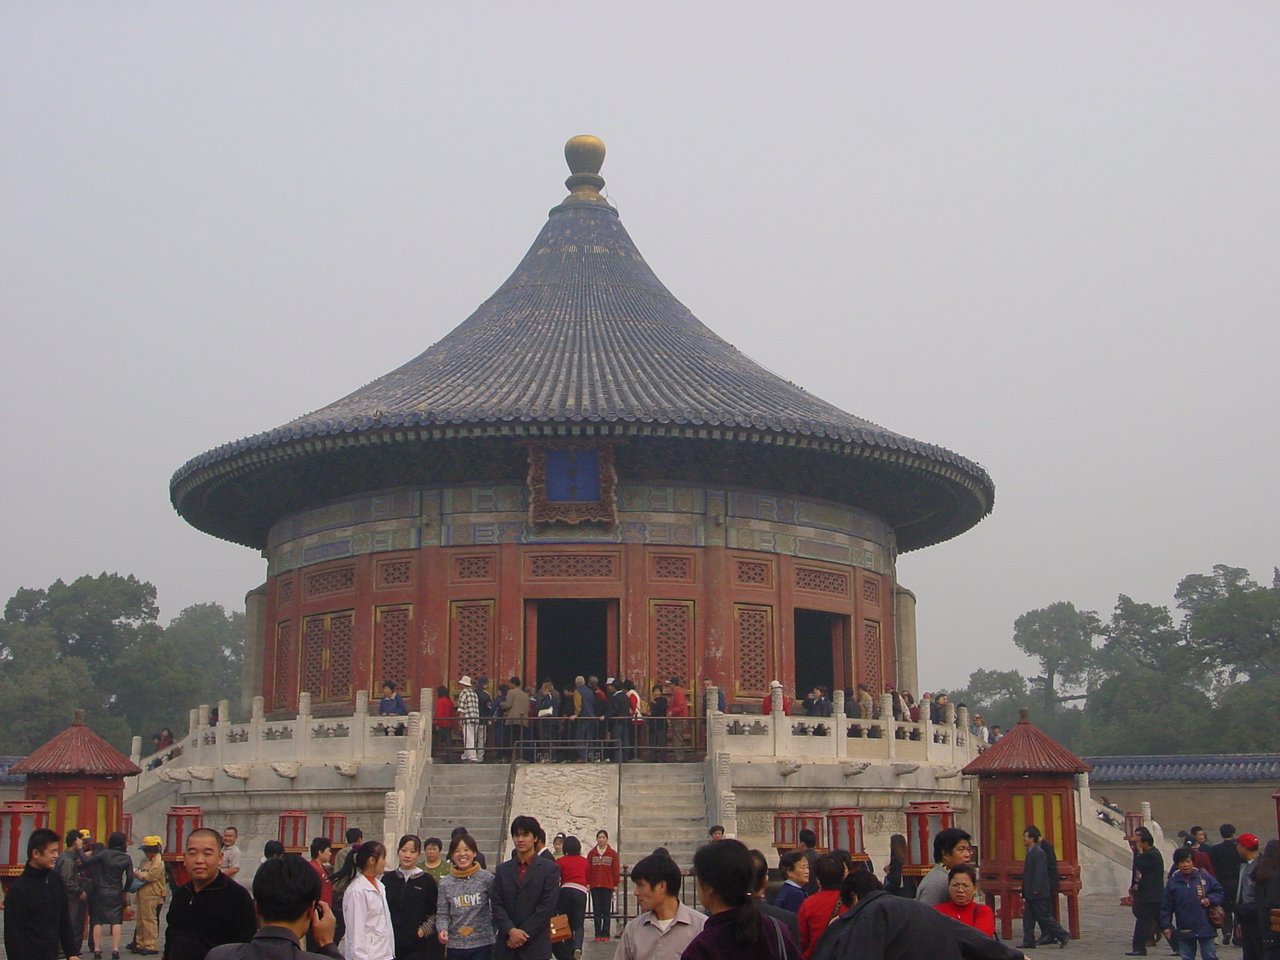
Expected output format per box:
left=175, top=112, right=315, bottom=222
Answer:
left=563, top=135, right=607, bottom=203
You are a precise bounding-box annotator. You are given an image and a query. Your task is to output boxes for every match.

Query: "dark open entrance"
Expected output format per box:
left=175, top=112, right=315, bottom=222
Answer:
left=534, top=599, right=611, bottom=692
left=794, top=609, right=845, bottom=699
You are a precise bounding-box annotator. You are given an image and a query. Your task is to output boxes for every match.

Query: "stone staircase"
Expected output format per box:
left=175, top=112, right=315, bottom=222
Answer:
left=414, top=763, right=512, bottom=869
left=617, top=763, right=707, bottom=870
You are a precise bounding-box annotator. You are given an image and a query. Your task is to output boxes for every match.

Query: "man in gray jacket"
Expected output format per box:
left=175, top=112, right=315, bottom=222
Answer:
left=1020, top=827, right=1069, bottom=949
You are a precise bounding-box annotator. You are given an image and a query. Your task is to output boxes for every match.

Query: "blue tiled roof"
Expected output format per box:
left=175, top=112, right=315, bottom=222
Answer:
left=1084, top=754, right=1280, bottom=783
left=0, top=756, right=27, bottom=784
left=171, top=142, right=995, bottom=551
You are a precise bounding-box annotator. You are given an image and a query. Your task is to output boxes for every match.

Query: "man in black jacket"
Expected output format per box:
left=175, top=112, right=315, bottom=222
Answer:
left=1020, top=826, right=1069, bottom=949
left=163, top=827, right=257, bottom=960
left=491, top=815, right=561, bottom=960
left=813, top=871, right=1024, bottom=960
left=3, top=828, right=81, bottom=960
left=1126, top=827, right=1165, bottom=956
left=1209, top=823, right=1242, bottom=945
left=207, top=856, right=342, bottom=960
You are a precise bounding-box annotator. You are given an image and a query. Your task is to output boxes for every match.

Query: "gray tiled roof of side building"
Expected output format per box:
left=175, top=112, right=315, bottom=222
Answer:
left=1084, top=754, right=1280, bottom=783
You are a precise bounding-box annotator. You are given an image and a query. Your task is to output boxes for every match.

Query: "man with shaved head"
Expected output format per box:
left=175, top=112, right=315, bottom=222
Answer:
left=162, top=827, right=256, bottom=960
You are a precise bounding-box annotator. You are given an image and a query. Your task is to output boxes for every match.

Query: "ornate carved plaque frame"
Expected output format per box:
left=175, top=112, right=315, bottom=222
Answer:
left=526, top=440, right=618, bottom=527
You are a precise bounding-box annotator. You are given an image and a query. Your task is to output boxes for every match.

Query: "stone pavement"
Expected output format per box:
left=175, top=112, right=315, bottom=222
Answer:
left=0, top=891, right=1240, bottom=960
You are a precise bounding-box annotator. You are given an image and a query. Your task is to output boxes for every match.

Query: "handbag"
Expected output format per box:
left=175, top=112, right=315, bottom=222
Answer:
left=127, top=874, right=146, bottom=893
left=549, top=913, right=572, bottom=943
left=1198, top=876, right=1225, bottom=929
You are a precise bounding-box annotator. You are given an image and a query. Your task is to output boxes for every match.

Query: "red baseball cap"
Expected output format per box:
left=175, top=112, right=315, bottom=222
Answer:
left=1238, top=833, right=1260, bottom=851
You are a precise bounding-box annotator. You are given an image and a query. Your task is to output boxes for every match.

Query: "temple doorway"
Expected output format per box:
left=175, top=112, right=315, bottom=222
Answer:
left=793, top=609, right=848, bottom=700
left=529, top=599, right=613, bottom=692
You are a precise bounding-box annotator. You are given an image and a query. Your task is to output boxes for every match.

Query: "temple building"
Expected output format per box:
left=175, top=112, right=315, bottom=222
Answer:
left=171, top=136, right=995, bottom=714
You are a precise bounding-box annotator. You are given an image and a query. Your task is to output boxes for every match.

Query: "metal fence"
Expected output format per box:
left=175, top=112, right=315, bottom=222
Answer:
left=431, top=716, right=707, bottom=763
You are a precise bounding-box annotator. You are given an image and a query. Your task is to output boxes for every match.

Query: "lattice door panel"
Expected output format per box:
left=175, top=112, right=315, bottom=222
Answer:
left=450, top=600, right=495, bottom=682
left=650, top=600, right=694, bottom=686
left=374, top=605, right=412, bottom=695
left=734, top=604, right=774, bottom=696
left=273, top=621, right=294, bottom=710
left=861, top=619, right=882, bottom=696
left=299, top=611, right=356, bottom=705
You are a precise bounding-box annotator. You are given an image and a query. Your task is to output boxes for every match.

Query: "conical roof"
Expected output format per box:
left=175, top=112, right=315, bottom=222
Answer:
left=10, top=711, right=141, bottom=777
left=962, top=709, right=1092, bottom=776
left=172, top=137, right=994, bottom=550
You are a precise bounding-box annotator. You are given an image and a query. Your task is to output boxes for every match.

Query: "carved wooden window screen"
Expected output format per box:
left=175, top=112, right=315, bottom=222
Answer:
left=734, top=604, right=773, bottom=695
left=273, top=621, right=293, bottom=710
left=651, top=600, right=694, bottom=685
left=305, top=566, right=355, bottom=598
left=527, top=554, right=618, bottom=580
left=795, top=566, right=850, bottom=597
left=300, top=611, right=355, bottom=705
left=374, top=605, right=412, bottom=695
left=377, top=560, right=413, bottom=588
left=861, top=576, right=880, bottom=605
left=650, top=554, right=694, bottom=583
left=735, top=560, right=772, bottom=587
left=278, top=579, right=294, bottom=606
left=453, top=555, right=495, bottom=582
left=862, top=620, right=882, bottom=695
left=450, top=600, right=495, bottom=681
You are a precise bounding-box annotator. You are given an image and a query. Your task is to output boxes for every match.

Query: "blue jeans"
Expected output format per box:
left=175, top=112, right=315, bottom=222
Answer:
left=1179, top=936, right=1219, bottom=960
left=446, top=945, right=493, bottom=960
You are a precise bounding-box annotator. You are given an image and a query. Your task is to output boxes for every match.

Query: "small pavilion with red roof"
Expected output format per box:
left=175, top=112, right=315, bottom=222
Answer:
left=11, top=710, right=141, bottom=842
left=962, top=707, right=1092, bottom=940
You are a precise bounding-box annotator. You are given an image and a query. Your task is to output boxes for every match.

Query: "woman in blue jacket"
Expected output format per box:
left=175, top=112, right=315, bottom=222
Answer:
left=1161, top=847, right=1224, bottom=960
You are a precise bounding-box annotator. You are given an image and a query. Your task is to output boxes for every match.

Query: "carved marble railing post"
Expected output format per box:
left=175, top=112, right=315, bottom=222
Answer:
left=955, top=706, right=969, bottom=764
left=188, top=707, right=199, bottom=736
left=705, top=685, right=720, bottom=717
left=382, top=788, right=402, bottom=852
left=719, top=790, right=739, bottom=838
left=920, top=694, right=934, bottom=755
left=216, top=699, right=231, bottom=762
left=831, top=688, right=848, bottom=759
left=198, top=703, right=211, bottom=729
left=769, top=683, right=785, bottom=755
left=130, top=736, right=142, bottom=767
left=354, top=690, right=370, bottom=758
left=297, top=693, right=312, bottom=761
left=250, top=695, right=265, bottom=761
left=406, top=711, right=423, bottom=741
left=832, top=688, right=845, bottom=717
left=1140, top=801, right=1151, bottom=826
left=880, top=694, right=897, bottom=758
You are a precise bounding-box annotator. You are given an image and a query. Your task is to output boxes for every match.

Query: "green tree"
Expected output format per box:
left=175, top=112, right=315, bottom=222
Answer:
left=1013, top=601, right=1101, bottom=713
left=1096, top=594, right=1202, bottom=680
left=1176, top=565, right=1280, bottom=680
left=1076, top=671, right=1211, bottom=755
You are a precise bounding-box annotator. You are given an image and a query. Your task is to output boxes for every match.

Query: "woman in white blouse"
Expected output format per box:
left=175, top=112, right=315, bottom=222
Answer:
left=342, top=841, right=395, bottom=960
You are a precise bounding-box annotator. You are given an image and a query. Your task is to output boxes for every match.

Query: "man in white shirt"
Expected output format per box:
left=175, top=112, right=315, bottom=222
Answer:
left=220, top=827, right=243, bottom=884
left=615, top=854, right=704, bottom=960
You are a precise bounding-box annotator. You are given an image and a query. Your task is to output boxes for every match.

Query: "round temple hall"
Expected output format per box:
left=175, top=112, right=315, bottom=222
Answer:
left=170, top=136, right=995, bottom=716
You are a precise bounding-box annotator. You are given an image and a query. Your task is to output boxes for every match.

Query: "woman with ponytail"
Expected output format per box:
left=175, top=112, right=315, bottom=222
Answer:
left=343, top=841, right=394, bottom=960
left=683, top=839, right=801, bottom=959
left=436, top=834, right=496, bottom=959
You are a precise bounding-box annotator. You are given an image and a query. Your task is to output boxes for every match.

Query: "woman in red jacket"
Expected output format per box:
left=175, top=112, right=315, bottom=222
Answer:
left=933, top=864, right=995, bottom=936
left=587, top=829, right=620, bottom=941
left=553, top=836, right=590, bottom=960
left=797, top=854, right=846, bottom=958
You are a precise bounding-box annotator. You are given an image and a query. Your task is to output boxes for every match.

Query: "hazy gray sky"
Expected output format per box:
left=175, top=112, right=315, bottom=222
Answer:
left=3, top=3, right=1276, bottom=692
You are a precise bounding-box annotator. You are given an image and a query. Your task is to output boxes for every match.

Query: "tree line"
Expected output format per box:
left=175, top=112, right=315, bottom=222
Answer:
left=938, top=563, right=1280, bottom=756
left=0, top=573, right=243, bottom=756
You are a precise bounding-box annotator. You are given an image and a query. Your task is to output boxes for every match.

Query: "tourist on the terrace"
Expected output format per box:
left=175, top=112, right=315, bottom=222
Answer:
left=762, top=680, right=791, bottom=715
left=588, top=830, right=621, bottom=942
left=437, top=833, right=496, bottom=958
left=797, top=855, right=845, bottom=959
left=934, top=864, right=994, bottom=936
left=433, top=687, right=454, bottom=756
left=856, top=684, right=874, bottom=719
left=607, top=682, right=634, bottom=762
left=1162, top=847, right=1224, bottom=960
left=574, top=676, right=598, bottom=760
left=646, top=684, right=669, bottom=760
left=682, top=839, right=801, bottom=959
left=613, top=853, right=705, bottom=960
left=970, top=714, right=992, bottom=745
left=343, top=841, right=394, bottom=960
left=379, top=682, right=408, bottom=716
left=989, top=724, right=1003, bottom=742
left=457, top=676, right=483, bottom=762
left=803, top=687, right=832, bottom=718
left=504, top=677, right=531, bottom=759
left=703, top=677, right=726, bottom=714
left=914, top=827, right=973, bottom=907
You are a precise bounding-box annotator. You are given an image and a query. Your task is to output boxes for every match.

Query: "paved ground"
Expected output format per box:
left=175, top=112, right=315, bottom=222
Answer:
left=0, top=891, right=1236, bottom=960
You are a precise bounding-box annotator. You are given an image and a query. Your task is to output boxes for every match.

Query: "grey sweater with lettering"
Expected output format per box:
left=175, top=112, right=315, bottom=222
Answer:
left=436, top=869, right=496, bottom=950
